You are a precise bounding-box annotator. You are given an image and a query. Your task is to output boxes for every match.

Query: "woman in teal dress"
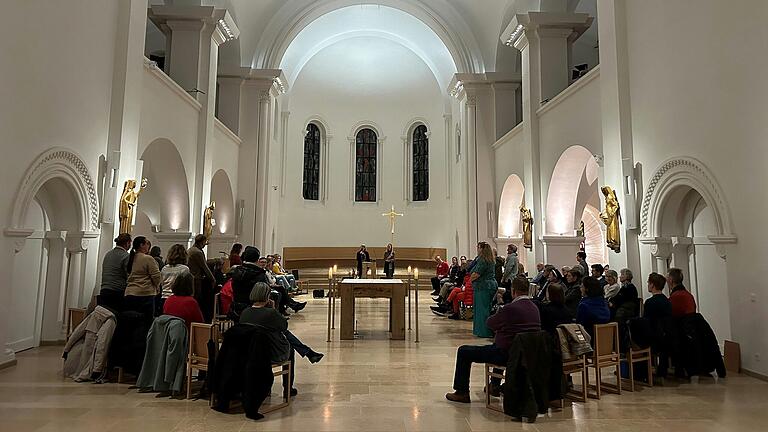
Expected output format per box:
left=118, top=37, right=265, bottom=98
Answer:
left=470, top=242, right=498, bottom=338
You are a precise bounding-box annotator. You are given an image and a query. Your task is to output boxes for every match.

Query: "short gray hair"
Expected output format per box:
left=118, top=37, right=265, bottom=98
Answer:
left=249, top=282, right=271, bottom=303
left=620, top=268, right=633, bottom=281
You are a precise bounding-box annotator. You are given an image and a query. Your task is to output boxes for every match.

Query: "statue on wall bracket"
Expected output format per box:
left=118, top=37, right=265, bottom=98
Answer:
left=600, top=185, right=622, bottom=253
left=203, top=201, right=216, bottom=240
left=520, top=203, right=533, bottom=250
left=119, top=178, right=147, bottom=234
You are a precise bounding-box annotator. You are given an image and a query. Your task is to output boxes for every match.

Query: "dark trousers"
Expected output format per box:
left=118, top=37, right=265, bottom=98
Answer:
left=123, top=295, right=155, bottom=318
left=431, top=277, right=441, bottom=293
left=97, top=289, right=125, bottom=312
left=453, top=343, right=508, bottom=392
left=285, top=330, right=312, bottom=358
left=384, top=262, right=394, bottom=279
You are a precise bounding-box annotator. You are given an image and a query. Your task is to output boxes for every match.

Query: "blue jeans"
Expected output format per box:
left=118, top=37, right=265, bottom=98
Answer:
left=452, top=343, right=508, bottom=392
left=284, top=330, right=312, bottom=358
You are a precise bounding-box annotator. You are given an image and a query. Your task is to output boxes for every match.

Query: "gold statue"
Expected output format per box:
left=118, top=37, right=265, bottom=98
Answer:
left=520, top=203, right=533, bottom=250
left=600, top=186, right=621, bottom=253
left=203, top=201, right=216, bottom=239
left=119, top=178, right=147, bottom=234
left=576, top=220, right=585, bottom=237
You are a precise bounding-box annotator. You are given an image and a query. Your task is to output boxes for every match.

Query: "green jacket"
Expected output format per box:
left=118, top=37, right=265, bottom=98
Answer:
left=137, top=315, right=189, bottom=393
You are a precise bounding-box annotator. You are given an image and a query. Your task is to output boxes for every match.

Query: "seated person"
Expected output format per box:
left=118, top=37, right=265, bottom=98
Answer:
left=644, top=272, right=672, bottom=377
left=667, top=267, right=696, bottom=317
left=603, top=269, right=621, bottom=301
left=576, top=276, right=611, bottom=338
left=531, top=263, right=546, bottom=287
left=435, top=257, right=468, bottom=302
left=271, top=254, right=296, bottom=290
left=434, top=274, right=473, bottom=319
left=610, top=268, right=639, bottom=322
left=591, top=264, right=607, bottom=288
left=563, top=267, right=584, bottom=317
left=538, top=283, right=574, bottom=333
left=162, top=271, right=204, bottom=328
left=430, top=256, right=451, bottom=295
left=445, top=277, right=541, bottom=403
left=258, top=257, right=305, bottom=315
left=239, top=283, right=324, bottom=396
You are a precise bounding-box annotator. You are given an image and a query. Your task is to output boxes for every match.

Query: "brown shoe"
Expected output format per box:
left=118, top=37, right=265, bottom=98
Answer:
left=445, top=391, right=471, bottom=403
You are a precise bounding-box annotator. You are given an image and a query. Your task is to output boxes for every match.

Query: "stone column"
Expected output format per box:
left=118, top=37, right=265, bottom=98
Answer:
left=64, top=232, right=99, bottom=310
left=670, top=236, right=693, bottom=285
left=216, top=74, right=245, bottom=134
left=0, top=229, right=34, bottom=366
left=541, top=235, right=585, bottom=268
left=502, top=12, right=593, bottom=265
left=149, top=5, right=239, bottom=235
left=42, top=232, right=68, bottom=342
left=640, top=237, right=672, bottom=280
left=597, top=0, right=641, bottom=272
left=236, top=70, right=285, bottom=247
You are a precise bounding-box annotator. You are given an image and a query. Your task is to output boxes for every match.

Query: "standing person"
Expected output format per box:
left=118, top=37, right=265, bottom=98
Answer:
left=356, top=244, right=370, bottom=278
left=470, top=242, right=498, bottom=338
left=576, top=251, right=589, bottom=276
left=188, top=234, right=216, bottom=322
left=667, top=267, right=696, bottom=317
left=383, top=243, right=395, bottom=279
left=430, top=256, right=450, bottom=295
left=124, top=236, right=162, bottom=317
left=229, top=243, right=243, bottom=266
left=494, top=249, right=505, bottom=286
left=160, top=244, right=190, bottom=302
left=501, top=244, right=519, bottom=289
left=97, top=233, right=132, bottom=311
left=610, top=268, right=639, bottom=321
left=149, top=246, right=165, bottom=271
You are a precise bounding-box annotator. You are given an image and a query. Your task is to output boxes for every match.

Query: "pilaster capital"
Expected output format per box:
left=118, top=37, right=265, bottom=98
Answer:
left=639, top=236, right=672, bottom=258
left=501, top=12, right=593, bottom=49
left=540, top=235, right=584, bottom=246
left=3, top=228, right=34, bottom=253
left=242, top=69, right=288, bottom=98
left=65, top=230, right=100, bottom=253
left=148, top=5, right=239, bottom=44
left=154, top=231, right=195, bottom=244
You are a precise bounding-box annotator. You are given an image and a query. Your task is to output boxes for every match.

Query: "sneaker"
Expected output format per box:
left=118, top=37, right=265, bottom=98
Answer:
left=445, top=391, right=470, bottom=403
left=448, top=313, right=461, bottom=320
left=291, top=301, right=307, bottom=312
left=430, top=306, right=449, bottom=316
left=432, top=296, right=442, bottom=302
left=308, top=352, right=324, bottom=364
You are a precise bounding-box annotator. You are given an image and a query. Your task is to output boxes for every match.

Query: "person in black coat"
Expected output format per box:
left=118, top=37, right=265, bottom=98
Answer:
left=356, top=245, right=370, bottom=278
left=538, top=283, right=574, bottom=333
left=610, top=268, right=639, bottom=322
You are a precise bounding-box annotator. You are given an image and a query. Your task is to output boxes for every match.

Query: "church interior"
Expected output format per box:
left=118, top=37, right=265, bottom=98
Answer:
left=1, top=0, right=768, bottom=430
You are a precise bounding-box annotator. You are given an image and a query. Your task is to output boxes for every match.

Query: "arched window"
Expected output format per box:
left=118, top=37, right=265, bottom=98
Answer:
left=355, top=128, right=377, bottom=202
left=412, top=124, right=429, bottom=201
left=302, top=123, right=321, bottom=200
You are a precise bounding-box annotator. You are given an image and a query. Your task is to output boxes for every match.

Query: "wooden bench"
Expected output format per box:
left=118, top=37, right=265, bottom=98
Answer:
left=282, top=246, right=447, bottom=275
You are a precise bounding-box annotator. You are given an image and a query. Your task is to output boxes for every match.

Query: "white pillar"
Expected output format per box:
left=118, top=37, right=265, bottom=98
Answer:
left=42, top=232, right=68, bottom=342
left=0, top=230, right=34, bottom=366
left=216, top=75, right=245, bottom=134
left=541, top=235, right=585, bottom=268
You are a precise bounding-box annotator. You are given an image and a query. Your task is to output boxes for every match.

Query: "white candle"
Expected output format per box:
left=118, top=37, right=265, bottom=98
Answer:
left=414, top=268, right=419, bottom=279
left=407, top=265, right=412, bottom=274
left=328, top=267, right=333, bottom=279
left=333, top=264, right=338, bottom=274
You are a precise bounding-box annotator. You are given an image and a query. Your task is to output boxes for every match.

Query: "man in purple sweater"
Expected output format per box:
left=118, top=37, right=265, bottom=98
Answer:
left=446, top=277, right=541, bottom=403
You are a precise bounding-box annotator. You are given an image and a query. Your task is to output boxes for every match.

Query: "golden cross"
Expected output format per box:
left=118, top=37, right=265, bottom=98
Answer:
left=382, top=205, right=404, bottom=243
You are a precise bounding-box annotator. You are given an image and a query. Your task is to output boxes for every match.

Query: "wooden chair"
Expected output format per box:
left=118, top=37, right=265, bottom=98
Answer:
left=561, top=354, right=589, bottom=404
left=186, top=323, right=213, bottom=399
left=484, top=363, right=506, bottom=413
left=66, top=308, right=87, bottom=338
left=587, top=322, right=622, bottom=399
left=260, top=360, right=292, bottom=413
left=621, top=334, right=653, bottom=392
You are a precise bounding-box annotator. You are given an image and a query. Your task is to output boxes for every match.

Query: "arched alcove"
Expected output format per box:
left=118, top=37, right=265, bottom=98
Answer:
left=545, top=145, right=599, bottom=235
left=498, top=174, right=524, bottom=237
left=139, top=138, right=191, bottom=233
left=210, top=169, right=236, bottom=236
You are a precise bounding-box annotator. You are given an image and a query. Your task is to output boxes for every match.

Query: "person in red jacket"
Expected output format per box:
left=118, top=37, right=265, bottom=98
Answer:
left=163, top=271, right=204, bottom=328
left=430, top=256, right=450, bottom=295
left=667, top=267, right=696, bottom=317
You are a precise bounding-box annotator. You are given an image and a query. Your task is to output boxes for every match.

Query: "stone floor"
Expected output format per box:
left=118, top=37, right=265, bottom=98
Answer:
left=1, top=297, right=767, bottom=431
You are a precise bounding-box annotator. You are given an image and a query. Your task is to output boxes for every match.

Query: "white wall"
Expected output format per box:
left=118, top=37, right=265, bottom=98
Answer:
left=276, top=37, right=452, bottom=251
left=624, top=0, right=768, bottom=374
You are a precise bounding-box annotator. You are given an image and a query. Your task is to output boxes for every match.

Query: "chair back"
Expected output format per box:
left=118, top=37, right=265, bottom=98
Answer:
left=67, top=308, right=87, bottom=337
left=189, top=323, right=213, bottom=365
left=213, top=292, right=221, bottom=318
left=594, top=322, right=619, bottom=357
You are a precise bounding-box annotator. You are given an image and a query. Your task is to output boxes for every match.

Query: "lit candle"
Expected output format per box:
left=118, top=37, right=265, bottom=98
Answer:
left=333, top=264, right=338, bottom=274
left=328, top=267, right=333, bottom=279
left=414, top=268, right=419, bottom=279
left=407, top=265, right=412, bottom=274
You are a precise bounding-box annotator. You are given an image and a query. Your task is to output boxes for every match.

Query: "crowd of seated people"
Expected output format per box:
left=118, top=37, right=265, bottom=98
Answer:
left=66, top=233, right=321, bottom=404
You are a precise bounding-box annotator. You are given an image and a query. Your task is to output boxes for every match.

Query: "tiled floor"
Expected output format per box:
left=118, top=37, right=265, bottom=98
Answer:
left=1, top=297, right=767, bottom=431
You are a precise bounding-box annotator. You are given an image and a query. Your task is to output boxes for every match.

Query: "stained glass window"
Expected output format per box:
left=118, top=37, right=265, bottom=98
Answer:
left=412, top=125, right=429, bottom=201
left=355, top=128, right=377, bottom=202
left=302, top=123, right=321, bottom=200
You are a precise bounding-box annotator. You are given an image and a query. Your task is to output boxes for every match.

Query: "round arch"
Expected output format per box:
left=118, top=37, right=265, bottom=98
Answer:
left=498, top=174, right=525, bottom=237
left=10, top=148, right=98, bottom=232
left=641, top=157, right=734, bottom=239
left=210, top=169, right=236, bottom=236
left=139, top=138, right=191, bottom=232
left=253, top=0, right=483, bottom=76
left=545, top=145, right=599, bottom=235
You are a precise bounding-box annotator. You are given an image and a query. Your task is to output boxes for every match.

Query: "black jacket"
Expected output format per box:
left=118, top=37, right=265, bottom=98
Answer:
left=670, top=313, right=726, bottom=378
left=211, top=324, right=275, bottom=419
left=229, top=264, right=269, bottom=318
left=109, top=310, right=153, bottom=375
left=503, top=331, right=563, bottom=420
